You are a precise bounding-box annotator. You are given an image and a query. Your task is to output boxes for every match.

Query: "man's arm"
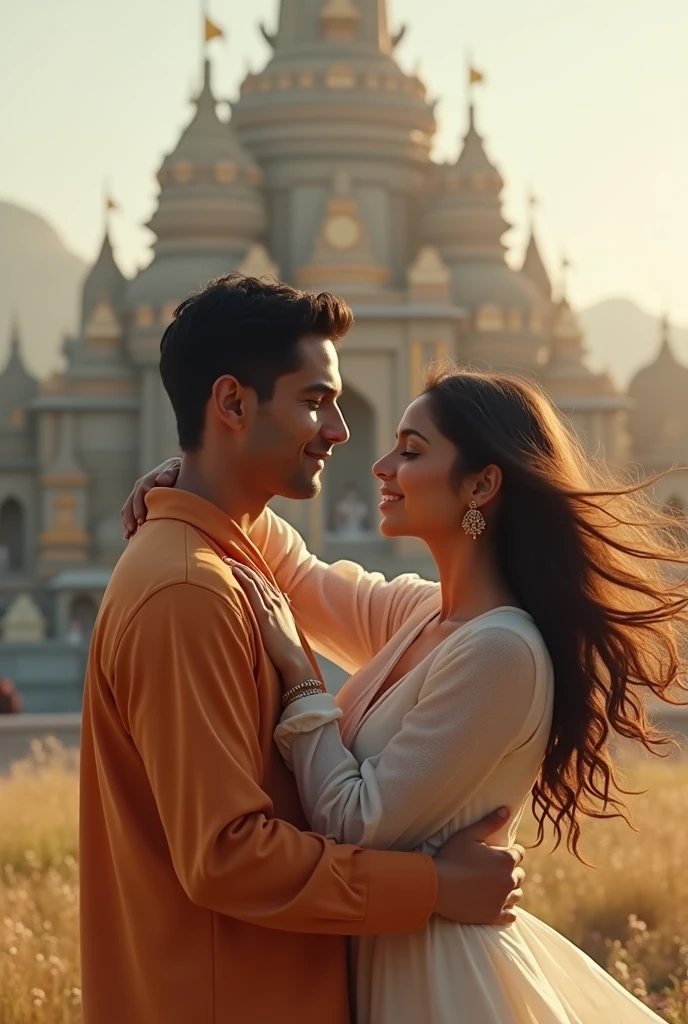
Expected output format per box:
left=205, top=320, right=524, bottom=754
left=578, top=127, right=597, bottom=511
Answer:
left=112, top=581, right=436, bottom=934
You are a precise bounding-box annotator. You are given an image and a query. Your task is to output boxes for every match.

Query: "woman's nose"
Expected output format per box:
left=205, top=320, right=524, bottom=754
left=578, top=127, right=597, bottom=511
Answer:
left=373, top=452, right=394, bottom=479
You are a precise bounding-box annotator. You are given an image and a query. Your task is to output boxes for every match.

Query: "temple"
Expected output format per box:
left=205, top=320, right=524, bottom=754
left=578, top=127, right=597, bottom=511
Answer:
left=1, top=0, right=686, bottom=707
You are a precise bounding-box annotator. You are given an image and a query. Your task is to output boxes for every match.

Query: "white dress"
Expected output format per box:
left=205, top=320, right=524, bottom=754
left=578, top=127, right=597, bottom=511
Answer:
left=274, top=610, right=662, bottom=1024
left=248, top=509, right=662, bottom=1023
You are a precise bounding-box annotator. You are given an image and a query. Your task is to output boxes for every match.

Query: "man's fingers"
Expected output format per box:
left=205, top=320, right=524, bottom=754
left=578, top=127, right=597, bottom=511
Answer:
left=503, top=888, right=523, bottom=909
left=510, top=844, right=525, bottom=866
left=512, top=866, right=526, bottom=889
left=495, top=909, right=517, bottom=926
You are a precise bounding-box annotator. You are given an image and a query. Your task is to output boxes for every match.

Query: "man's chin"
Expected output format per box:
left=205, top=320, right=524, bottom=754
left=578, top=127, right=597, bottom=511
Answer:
left=279, top=472, right=323, bottom=501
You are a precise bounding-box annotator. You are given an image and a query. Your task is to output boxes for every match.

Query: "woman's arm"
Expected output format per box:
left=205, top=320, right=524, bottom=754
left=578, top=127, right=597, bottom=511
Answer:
left=120, top=462, right=439, bottom=675
left=274, top=626, right=547, bottom=852
left=249, top=508, right=439, bottom=674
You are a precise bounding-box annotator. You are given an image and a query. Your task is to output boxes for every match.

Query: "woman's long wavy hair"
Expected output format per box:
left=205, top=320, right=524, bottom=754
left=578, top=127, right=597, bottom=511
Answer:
left=424, top=367, right=688, bottom=858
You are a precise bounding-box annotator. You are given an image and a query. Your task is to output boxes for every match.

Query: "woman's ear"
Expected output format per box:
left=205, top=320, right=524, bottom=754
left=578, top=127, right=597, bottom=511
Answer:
left=472, top=464, right=503, bottom=505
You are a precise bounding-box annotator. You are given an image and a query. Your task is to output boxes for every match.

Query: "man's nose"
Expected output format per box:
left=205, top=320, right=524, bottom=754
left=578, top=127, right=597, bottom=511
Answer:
left=323, top=406, right=350, bottom=446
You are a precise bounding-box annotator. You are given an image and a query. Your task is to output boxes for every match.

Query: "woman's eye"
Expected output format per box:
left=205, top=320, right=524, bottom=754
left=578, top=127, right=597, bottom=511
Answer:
left=400, top=450, right=419, bottom=459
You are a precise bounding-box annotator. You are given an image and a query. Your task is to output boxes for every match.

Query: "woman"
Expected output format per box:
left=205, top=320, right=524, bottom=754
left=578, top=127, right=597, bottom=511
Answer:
left=124, top=368, right=686, bottom=1022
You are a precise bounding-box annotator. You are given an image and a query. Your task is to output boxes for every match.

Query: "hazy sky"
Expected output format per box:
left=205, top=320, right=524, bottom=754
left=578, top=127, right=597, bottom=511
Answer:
left=1, top=0, right=687, bottom=319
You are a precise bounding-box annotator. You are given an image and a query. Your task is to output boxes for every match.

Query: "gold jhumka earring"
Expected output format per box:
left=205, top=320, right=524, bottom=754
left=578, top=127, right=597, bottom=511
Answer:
left=462, top=501, right=486, bottom=540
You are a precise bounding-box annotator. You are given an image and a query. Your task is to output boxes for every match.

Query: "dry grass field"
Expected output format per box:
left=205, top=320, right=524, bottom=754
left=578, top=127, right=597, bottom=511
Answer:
left=1, top=741, right=688, bottom=1022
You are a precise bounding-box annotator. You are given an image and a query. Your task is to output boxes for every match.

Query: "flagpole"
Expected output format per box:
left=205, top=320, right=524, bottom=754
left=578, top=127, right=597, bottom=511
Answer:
left=201, top=0, right=207, bottom=74
left=103, top=180, right=109, bottom=235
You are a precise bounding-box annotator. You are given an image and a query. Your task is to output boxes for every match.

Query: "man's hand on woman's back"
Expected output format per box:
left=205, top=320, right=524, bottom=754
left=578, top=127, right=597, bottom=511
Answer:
left=433, top=809, right=525, bottom=926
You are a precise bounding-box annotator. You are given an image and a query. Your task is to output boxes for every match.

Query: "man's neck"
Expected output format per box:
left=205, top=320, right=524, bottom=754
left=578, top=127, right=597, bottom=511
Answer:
left=175, top=452, right=269, bottom=529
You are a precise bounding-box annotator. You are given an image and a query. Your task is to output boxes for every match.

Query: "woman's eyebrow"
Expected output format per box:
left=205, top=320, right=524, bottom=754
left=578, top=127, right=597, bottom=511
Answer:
left=398, top=427, right=430, bottom=443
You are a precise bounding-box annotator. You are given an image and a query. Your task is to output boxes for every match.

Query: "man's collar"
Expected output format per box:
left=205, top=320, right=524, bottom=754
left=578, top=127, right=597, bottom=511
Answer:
left=145, top=488, right=274, bottom=579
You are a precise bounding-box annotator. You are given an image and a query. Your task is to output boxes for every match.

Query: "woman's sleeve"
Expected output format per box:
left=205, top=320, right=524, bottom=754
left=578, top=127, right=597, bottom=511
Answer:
left=273, top=627, right=545, bottom=851
left=249, top=508, right=438, bottom=674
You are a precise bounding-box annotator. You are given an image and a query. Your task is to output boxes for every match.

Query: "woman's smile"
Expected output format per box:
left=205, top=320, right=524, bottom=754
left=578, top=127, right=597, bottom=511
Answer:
left=379, top=488, right=404, bottom=513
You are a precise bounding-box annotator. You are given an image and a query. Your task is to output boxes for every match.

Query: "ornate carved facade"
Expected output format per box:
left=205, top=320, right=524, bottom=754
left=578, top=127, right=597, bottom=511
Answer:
left=1, top=0, right=685, bottom=706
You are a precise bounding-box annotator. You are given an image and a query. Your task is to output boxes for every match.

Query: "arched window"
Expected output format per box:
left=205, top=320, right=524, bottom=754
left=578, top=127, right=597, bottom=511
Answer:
left=0, top=498, right=25, bottom=572
left=65, top=594, right=99, bottom=645
left=326, top=385, right=375, bottom=541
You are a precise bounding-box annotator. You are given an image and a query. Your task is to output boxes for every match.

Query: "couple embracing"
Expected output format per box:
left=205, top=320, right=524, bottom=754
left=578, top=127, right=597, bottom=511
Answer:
left=80, top=274, right=683, bottom=1023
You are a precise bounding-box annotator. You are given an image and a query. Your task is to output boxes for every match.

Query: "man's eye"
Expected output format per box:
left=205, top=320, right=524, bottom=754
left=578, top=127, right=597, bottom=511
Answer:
left=400, top=451, right=419, bottom=459
left=306, top=400, right=322, bottom=410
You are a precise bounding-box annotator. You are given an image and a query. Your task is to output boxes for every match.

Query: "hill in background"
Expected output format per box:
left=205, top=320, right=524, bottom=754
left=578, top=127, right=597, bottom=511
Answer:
left=0, top=201, right=87, bottom=379
left=0, top=200, right=685, bottom=388
left=580, top=298, right=688, bottom=387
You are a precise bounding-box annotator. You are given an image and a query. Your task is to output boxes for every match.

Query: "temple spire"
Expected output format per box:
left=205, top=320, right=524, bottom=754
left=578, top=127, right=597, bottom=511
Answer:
left=649, top=312, right=683, bottom=371
left=454, top=98, right=502, bottom=182
left=81, top=224, right=126, bottom=329
left=273, top=0, right=391, bottom=53
left=9, top=311, right=21, bottom=358
left=0, top=312, right=37, bottom=395
left=520, top=194, right=552, bottom=301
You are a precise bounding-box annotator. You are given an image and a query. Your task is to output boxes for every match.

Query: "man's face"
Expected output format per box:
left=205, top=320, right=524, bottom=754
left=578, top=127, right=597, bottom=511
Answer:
left=241, top=336, right=349, bottom=500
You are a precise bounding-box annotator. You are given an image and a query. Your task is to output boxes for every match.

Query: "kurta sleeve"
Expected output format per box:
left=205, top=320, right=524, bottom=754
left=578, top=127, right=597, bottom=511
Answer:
left=112, top=582, right=436, bottom=934
left=249, top=508, right=439, bottom=673
left=274, top=626, right=546, bottom=852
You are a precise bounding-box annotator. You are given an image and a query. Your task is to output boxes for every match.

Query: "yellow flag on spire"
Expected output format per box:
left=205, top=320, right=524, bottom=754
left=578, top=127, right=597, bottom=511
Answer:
left=469, top=66, right=485, bottom=85
left=204, top=16, right=224, bottom=42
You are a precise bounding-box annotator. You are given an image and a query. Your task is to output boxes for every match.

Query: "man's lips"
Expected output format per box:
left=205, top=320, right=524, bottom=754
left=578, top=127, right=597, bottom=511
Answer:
left=304, top=451, right=331, bottom=466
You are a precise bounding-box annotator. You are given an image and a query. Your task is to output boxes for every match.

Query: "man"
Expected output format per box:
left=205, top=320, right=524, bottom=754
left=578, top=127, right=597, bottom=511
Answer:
left=83, top=275, right=524, bottom=1024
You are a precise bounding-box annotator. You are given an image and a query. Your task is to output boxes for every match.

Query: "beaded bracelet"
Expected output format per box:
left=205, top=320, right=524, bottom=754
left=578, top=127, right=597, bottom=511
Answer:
left=283, top=686, right=325, bottom=709
left=282, top=679, right=323, bottom=707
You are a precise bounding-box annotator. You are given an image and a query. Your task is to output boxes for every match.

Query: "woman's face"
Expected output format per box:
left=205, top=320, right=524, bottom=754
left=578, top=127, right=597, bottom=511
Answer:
left=373, top=394, right=469, bottom=540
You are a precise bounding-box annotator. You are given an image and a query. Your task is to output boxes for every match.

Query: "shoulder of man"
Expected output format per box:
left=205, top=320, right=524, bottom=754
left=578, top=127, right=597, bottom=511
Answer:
left=98, top=520, right=254, bottom=666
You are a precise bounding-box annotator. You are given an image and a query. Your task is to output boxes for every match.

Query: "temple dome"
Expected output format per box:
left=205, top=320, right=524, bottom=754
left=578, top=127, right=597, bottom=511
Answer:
left=124, top=58, right=268, bottom=317
left=628, top=317, right=688, bottom=460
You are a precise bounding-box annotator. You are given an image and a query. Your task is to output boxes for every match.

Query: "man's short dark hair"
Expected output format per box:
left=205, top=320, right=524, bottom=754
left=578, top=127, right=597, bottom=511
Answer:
left=159, top=274, right=353, bottom=452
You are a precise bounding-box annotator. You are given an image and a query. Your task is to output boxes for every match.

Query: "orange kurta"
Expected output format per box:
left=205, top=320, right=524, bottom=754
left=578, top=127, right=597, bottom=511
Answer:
left=79, top=489, right=436, bottom=1024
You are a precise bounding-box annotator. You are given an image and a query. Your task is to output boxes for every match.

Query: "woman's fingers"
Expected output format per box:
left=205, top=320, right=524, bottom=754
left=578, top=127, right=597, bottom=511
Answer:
left=231, top=565, right=271, bottom=613
left=225, top=559, right=281, bottom=602
left=122, top=458, right=182, bottom=538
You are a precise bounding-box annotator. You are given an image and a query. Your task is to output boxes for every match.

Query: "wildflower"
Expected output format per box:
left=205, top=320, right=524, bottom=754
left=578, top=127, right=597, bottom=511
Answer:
left=613, top=960, right=630, bottom=982
left=31, top=987, right=46, bottom=1006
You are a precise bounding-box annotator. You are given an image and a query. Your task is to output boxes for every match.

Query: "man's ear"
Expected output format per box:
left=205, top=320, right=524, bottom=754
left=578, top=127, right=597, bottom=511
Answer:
left=212, top=375, right=253, bottom=431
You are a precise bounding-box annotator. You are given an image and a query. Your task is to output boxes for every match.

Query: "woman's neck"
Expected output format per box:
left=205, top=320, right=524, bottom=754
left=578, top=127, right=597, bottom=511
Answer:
left=424, top=532, right=514, bottom=624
